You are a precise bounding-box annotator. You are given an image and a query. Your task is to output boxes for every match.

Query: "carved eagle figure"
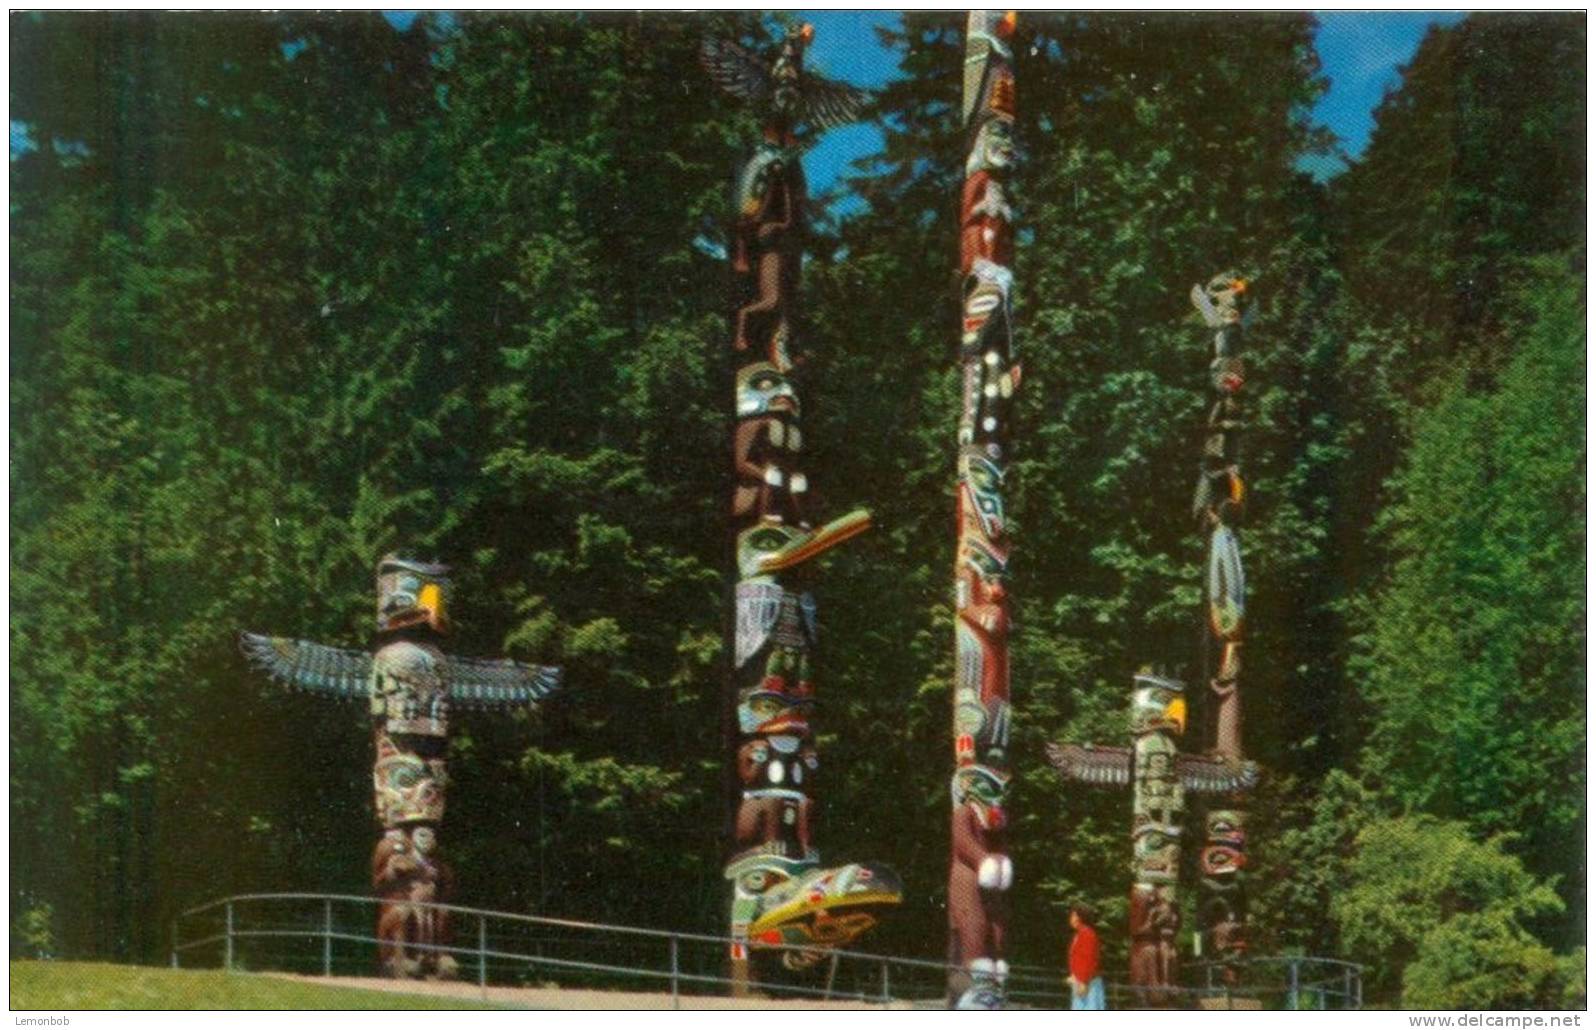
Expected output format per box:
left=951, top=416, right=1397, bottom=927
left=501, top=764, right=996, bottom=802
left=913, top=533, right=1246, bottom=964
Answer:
left=700, top=24, right=871, bottom=134
left=1045, top=742, right=1260, bottom=795
left=239, top=632, right=561, bottom=710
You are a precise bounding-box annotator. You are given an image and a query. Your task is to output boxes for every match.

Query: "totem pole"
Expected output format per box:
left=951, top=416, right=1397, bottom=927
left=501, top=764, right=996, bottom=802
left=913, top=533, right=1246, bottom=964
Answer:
left=1189, top=272, right=1253, bottom=978
left=947, top=10, right=1021, bottom=1011
left=701, top=25, right=903, bottom=993
left=1045, top=276, right=1260, bottom=1006
left=1048, top=676, right=1256, bottom=1006
left=241, top=555, right=561, bottom=979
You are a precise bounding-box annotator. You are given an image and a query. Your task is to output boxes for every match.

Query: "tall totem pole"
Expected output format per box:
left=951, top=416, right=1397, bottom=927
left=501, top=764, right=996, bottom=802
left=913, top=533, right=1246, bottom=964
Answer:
left=701, top=25, right=903, bottom=994
left=241, top=555, right=562, bottom=979
left=1189, top=272, right=1253, bottom=977
left=948, top=10, right=1021, bottom=1012
left=1044, top=276, right=1260, bottom=1007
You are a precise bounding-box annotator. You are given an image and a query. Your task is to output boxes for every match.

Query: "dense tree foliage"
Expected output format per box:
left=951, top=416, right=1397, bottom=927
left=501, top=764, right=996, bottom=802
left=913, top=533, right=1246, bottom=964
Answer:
left=10, top=10, right=1583, bottom=1007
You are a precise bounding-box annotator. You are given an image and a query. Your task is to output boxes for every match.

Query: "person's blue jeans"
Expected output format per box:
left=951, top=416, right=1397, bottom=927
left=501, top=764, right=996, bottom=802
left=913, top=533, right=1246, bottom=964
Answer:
left=1071, top=976, right=1106, bottom=1010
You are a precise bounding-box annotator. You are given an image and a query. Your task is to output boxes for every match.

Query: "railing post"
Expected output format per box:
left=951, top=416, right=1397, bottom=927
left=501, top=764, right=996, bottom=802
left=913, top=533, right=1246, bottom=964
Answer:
left=880, top=959, right=890, bottom=1006
left=1287, top=958, right=1300, bottom=1010
left=477, top=915, right=487, bottom=990
left=322, top=899, right=333, bottom=977
left=224, top=901, right=234, bottom=972
left=670, top=936, right=680, bottom=1010
left=170, top=919, right=179, bottom=969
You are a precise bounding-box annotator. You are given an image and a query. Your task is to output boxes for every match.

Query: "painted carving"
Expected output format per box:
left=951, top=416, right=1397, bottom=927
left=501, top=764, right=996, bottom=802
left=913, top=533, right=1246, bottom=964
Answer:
left=948, top=10, right=1020, bottom=1011
left=703, top=23, right=900, bottom=992
left=1129, top=671, right=1187, bottom=1006
left=1190, top=272, right=1253, bottom=978
left=241, top=554, right=561, bottom=980
left=1044, top=274, right=1265, bottom=1006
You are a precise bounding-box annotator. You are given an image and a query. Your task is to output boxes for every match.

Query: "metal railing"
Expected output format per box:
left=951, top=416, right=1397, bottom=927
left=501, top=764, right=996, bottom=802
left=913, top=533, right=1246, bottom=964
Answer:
left=171, top=893, right=1360, bottom=1010
left=1100, top=956, right=1365, bottom=1011
left=170, top=892, right=1070, bottom=1008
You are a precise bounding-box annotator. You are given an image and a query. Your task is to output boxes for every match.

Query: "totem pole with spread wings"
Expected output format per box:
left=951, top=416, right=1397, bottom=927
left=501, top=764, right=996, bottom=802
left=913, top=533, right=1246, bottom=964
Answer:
left=240, top=554, right=561, bottom=979
left=1045, top=276, right=1261, bottom=1007
left=701, top=23, right=902, bottom=995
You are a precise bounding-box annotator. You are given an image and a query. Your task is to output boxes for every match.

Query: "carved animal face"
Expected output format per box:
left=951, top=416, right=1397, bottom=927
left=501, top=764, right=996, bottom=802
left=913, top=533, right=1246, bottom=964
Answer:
left=956, top=537, right=1008, bottom=604
left=1201, top=272, right=1249, bottom=324
left=373, top=741, right=445, bottom=825
left=951, top=764, right=1011, bottom=828
left=376, top=554, right=451, bottom=634
left=967, top=118, right=1014, bottom=174
left=737, top=686, right=813, bottom=737
left=769, top=24, right=814, bottom=120
left=736, top=362, right=799, bottom=418
left=960, top=449, right=1006, bottom=540
left=737, top=521, right=805, bottom=579
left=1131, top=674, right=1187, bottom=736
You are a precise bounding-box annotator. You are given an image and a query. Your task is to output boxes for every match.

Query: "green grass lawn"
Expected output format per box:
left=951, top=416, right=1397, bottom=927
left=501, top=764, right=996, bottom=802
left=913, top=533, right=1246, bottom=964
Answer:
left=10, top=961, right=505, bottom=1010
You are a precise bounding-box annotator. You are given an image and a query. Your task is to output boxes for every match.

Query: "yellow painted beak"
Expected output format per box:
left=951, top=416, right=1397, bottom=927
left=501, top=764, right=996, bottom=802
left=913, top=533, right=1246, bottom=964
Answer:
left=418, top=583, right=446, bottom=630
left=756, top=509, right=873, bottom=574
left=1165, top=697, right=1188, bottom=735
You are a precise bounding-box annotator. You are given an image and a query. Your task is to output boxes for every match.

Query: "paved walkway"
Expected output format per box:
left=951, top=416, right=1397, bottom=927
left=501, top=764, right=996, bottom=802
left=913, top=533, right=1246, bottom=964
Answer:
left=265, top=972, right=913, bottom=1010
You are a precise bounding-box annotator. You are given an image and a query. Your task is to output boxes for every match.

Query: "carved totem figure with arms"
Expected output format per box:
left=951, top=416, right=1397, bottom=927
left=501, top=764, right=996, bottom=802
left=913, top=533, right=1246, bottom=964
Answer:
left=241, top=555, right=561, bottom=979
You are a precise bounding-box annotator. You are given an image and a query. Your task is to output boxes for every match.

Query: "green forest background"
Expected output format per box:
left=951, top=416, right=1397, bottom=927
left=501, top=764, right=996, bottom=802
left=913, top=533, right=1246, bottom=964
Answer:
left=9, top=11, right=1585, bottom=1009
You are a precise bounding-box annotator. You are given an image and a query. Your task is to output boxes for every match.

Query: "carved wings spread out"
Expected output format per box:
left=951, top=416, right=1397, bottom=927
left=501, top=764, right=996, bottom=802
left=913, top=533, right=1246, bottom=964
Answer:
left=1045, top=742, right=1260, bottom=794
left=800, top=75, right=871, bottom=132
left=240, top=632, right=371, bottom=699
left=1177, top=752, right=1261, bottom=795
left=239, top=633, right=562, bottom=709
left=700, top=37, right=771, bottom=105
left=445, top=655, right=562, bottom=709
left=699, top=36, right=871, bottom=133
left=1046, top=743, right=1132, bottom=787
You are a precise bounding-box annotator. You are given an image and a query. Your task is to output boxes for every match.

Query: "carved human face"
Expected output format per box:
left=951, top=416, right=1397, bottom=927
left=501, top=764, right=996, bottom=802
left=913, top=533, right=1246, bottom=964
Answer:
left=736, top=362, right=799, bottom=418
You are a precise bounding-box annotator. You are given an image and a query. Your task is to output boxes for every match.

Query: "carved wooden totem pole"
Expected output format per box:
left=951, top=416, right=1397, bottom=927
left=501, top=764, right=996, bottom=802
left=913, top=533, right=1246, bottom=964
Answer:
left=701, top=24, right=902, bottom=994
left=241, top=555, right=561, bottom=979
left=1045, top=276, right=1260, bottom=1007
left=947, top=10, right=1021, bottom=1011
left=1189, top=272, right=1254, bottom=979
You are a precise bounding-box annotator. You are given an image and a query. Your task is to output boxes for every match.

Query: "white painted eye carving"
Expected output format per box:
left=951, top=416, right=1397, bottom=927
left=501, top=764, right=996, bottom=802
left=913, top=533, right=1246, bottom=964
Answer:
left=769, top=760, right=785, bottom=785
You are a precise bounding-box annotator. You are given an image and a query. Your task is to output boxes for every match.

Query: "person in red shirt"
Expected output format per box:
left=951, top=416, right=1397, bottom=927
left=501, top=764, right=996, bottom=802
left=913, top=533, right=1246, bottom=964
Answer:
left=1069, top=903, right=1106, bottom=1010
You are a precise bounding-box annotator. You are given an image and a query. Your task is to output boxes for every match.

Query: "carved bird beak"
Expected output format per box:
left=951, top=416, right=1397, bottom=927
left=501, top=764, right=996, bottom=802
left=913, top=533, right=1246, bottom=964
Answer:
left=756, top=509, right=873, bottom=573
left=998, top=11, right=1018, bottom=37
left=799, top=22, right=815, bottom=44
left=1164, top=697, right=1188, bottom=735
left=418, top=583, right=447, bottom=632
